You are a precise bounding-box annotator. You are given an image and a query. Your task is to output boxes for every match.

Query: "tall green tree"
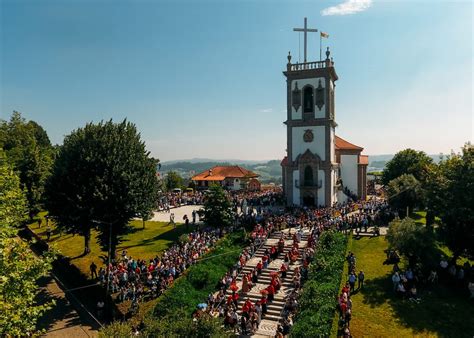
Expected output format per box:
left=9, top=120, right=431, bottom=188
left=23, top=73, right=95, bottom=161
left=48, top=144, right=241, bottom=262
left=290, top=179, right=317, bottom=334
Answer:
left=427, top=143, right=474, bottom=260
left=45, top=119, right=158, bottom=257
left=202, top=184, right=234, bottom=228
left=386, top=217, right=436, bottom=268
left=0, top=111, right=54, bottom=219
left=386, top=174, right=421, bottom=217
left=0, top=151, right=54, bottom=336
left=382, top=149, right=433, bottom=185
left=165, top=170, right=184, bottom=191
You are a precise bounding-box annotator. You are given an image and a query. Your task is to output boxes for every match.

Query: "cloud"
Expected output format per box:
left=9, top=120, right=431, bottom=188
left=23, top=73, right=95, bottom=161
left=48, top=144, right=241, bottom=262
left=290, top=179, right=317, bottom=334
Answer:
left=321, top=0, right=372, bottom=16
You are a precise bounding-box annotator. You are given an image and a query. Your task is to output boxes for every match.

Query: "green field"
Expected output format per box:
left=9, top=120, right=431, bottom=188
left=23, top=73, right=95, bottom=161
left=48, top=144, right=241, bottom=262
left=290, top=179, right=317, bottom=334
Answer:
left=29, top=212, right=190, bottom=278
left=333, top=235, right=474, bottom=337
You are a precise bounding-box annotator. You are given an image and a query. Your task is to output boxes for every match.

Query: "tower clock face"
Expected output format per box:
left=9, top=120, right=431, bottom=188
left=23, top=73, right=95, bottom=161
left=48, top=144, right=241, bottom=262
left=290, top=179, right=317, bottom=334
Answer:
left=303, top=129, right=314, bottom=142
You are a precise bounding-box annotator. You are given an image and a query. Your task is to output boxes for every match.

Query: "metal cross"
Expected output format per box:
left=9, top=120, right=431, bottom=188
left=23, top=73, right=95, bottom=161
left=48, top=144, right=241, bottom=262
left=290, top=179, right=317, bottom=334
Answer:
left=293, top=17, right=318, bottom=63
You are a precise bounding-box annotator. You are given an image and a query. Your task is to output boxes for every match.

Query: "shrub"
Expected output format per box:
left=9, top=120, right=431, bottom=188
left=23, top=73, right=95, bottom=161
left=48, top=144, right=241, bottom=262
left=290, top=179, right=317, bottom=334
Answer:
left=291, top=231, right=347, bottom=337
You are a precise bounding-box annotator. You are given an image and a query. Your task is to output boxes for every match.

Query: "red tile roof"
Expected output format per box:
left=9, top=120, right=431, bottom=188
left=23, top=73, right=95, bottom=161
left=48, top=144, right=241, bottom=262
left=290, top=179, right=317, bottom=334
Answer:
left=192, top=165, right=259, bottom=181
left=335, top=136, right=364, bottom=151
left=359, top=155, right=369, bottom=165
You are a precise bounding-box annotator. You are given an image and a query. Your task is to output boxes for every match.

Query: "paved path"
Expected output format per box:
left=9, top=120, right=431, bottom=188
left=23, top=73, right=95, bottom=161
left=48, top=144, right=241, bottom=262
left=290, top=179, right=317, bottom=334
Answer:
left=149, top=205, right=203, bottom=223
left=37, top=275, right=99, bottom=337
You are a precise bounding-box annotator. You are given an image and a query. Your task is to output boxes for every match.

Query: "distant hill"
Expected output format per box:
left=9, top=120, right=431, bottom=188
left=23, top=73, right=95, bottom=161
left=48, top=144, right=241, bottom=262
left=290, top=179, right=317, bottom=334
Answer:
left=159, top=154, right=444, bottom=182
left=159, top=159, right=282, bottom=184
left=367, top=154, right=443, bottom=172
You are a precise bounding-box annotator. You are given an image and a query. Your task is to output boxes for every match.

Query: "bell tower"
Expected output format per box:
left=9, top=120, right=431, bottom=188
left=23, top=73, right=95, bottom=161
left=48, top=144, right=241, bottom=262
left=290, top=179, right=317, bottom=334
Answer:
left=281, top=34, right=339, bottom=207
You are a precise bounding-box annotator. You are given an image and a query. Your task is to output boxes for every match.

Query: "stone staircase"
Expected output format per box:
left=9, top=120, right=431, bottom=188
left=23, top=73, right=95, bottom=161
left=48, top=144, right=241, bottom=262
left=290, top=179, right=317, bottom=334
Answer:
left=227, top=228, right=310, bottom=337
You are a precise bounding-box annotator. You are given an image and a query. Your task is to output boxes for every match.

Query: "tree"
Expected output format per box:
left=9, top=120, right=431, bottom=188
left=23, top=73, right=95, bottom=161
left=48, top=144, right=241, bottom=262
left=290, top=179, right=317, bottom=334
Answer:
left=0, top=151, right=54, bottom=336
left=45, top=119, right=158, bottom=257
left=0, top=111, right=54, bottom=219
left=382, top=149, right=433, bottom=185
left=165, top=170, right=183, bottom=191
left=386, top=174, right=421, bottom=217
left=202, top=184, right=234, bottom=228
left=427, top=143, right=474, bottom=260
left=386, top=217, right=436, bottom=268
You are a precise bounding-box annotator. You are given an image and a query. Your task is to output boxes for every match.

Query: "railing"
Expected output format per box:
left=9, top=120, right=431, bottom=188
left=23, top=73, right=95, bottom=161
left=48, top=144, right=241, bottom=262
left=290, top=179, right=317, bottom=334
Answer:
left=295, top=179, right=323, bottom=189
left=287, top=59, right=333, bottom=71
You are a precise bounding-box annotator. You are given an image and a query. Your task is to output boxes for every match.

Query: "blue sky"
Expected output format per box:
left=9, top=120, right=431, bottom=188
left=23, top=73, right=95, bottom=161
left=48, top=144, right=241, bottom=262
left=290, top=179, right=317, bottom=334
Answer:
left=1, top=0, right=472, bottom=161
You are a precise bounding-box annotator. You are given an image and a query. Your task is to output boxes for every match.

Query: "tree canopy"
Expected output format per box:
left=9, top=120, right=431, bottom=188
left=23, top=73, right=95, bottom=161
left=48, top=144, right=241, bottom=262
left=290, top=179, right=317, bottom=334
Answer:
left=427, top=144, right=474, bottom=259
left=386, top=217, right=436, bottom=269
left=202, top=184, right=234, bottom=228
left=165, top=170, right=184, bottom=191
left=386, top=174, right=421, bottom=217
left=0, top=150, right=54, bottom=336
left=0, top=111, right=54, bottom=218
left=45, top=119, right=159, bottom=257
left=382, top=149, right=433, bottom=185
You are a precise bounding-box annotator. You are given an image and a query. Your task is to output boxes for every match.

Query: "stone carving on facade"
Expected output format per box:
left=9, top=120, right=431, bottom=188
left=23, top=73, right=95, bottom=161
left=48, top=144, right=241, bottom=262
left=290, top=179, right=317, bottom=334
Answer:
left=292, top=82, right=301, bottom=112
left=303, top=129, right=314, bottom=143
left=316, top=79, right=325, bottom=111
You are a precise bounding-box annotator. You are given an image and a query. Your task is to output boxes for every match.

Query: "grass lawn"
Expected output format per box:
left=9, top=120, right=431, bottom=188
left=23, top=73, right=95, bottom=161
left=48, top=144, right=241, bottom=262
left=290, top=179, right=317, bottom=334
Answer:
left=333, top=235, right=474, bottom=337
left=29, top=212, right=190, bottom=279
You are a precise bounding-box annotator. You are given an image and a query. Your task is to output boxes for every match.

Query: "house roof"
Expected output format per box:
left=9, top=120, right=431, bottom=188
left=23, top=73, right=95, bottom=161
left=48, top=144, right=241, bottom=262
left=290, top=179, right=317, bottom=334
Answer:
left=335, top=136, right=364, bottom=151
left=192, top=165, right=259, bottom=181
left=359, top=155, right=369, bottom=165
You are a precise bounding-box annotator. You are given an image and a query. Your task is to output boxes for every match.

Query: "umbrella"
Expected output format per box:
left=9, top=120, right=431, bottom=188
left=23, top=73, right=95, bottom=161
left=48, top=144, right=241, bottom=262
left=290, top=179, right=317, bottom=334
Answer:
left=197, top=303, right=208, bottom=309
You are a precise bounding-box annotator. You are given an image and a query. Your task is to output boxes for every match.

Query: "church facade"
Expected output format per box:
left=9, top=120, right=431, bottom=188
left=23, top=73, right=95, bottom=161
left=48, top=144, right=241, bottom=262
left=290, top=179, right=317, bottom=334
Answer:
left=281, top=48, right=368, bottom=207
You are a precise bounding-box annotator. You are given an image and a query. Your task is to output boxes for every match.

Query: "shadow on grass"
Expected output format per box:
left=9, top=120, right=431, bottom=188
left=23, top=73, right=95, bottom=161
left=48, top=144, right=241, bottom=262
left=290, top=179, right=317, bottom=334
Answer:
left=359, top=274, right=474, bottom=337
left=118, top=223, right=192, bottom=252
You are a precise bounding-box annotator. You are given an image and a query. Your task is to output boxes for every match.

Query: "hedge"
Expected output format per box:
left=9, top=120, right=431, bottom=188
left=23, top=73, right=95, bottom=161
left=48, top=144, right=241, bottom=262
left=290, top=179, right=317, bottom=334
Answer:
left=151, top=230, right=246, bottom=319
left=290, top=231, right=347, bottom=337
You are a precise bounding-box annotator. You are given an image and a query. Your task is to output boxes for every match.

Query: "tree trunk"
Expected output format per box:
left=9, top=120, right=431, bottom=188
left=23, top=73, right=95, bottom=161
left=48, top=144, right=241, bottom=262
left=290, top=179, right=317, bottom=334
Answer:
left=110, top=240, right=117, bottom=261
left=84, top=231, right=91, bottom=255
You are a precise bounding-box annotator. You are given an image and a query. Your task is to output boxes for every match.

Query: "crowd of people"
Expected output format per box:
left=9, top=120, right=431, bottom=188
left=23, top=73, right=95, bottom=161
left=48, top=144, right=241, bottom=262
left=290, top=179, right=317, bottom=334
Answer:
left=157, top=190, right=205, bottom=211
left=94, top=227, right=224, bottom=313
left=191, top=197, right=390, bottom=335
left=335, top=251, right=365, bottom=338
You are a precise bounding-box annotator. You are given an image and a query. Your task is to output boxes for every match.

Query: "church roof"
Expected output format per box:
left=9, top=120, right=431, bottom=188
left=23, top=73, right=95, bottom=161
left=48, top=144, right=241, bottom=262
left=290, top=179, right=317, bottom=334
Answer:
left=335, top=136, right=364, bottom=151
left=192, top=165, right=259, bottom=181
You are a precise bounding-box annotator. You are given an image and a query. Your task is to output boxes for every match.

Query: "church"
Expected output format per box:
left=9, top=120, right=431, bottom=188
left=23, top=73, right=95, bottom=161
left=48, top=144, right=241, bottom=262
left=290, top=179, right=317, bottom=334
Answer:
left=281, top=19, right=368, bottom=207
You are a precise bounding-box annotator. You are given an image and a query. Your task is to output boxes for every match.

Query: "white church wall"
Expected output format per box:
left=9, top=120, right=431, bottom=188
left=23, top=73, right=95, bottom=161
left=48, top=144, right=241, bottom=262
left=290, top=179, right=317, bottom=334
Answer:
left=331, top=170, right=338, bottom=204
left=318, top=170, right=325, bottom=206
left=291, top=126, right=326, bottom=161
left=290, top=78, right=326, bottom=120
left=292, top=170, right=300, bottom=205
left=330, top=128, right=335, bottom=162
left=337, top=189, right=350, bottom=204
left=340, top=155, right=358, bottom=194
left=233, top=179, right=240, bottom=190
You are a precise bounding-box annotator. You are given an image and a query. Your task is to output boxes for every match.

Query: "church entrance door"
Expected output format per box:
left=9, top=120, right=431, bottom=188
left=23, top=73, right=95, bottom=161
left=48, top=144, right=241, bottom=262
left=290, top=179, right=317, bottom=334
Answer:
left=302, top=194, right=315, bottom=207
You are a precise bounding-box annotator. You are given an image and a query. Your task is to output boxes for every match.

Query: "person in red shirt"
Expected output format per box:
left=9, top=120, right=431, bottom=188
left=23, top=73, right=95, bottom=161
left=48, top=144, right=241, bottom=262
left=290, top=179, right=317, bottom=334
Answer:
left=267, top=284, right=275, bottom=302
left=260, top=295, right=268, bottom=314
left=256, top=260, right=263, bottom=274
left=280, top=263, right=288, bottom=279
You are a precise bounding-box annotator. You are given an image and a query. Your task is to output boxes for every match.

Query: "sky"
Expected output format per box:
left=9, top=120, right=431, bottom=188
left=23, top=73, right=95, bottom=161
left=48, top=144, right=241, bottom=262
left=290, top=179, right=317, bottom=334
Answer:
left=1, top=0, right=472, bottom=162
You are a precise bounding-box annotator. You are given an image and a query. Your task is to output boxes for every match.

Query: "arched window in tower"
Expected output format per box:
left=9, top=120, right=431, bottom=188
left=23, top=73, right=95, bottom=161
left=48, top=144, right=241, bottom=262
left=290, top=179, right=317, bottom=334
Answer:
left=303, top=86, right=314, bottom=116
left=304, top=165, right=314, bottom=186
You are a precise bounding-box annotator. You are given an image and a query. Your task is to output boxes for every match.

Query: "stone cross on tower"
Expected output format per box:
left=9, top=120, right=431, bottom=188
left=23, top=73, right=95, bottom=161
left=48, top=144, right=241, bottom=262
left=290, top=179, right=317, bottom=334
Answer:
left=293, top=17, right=318, bottom=63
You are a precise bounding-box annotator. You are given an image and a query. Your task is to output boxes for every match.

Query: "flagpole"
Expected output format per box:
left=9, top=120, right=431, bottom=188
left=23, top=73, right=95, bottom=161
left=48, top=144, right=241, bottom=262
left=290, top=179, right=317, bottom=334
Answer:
left=320, top=33, right=322, bottom=61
